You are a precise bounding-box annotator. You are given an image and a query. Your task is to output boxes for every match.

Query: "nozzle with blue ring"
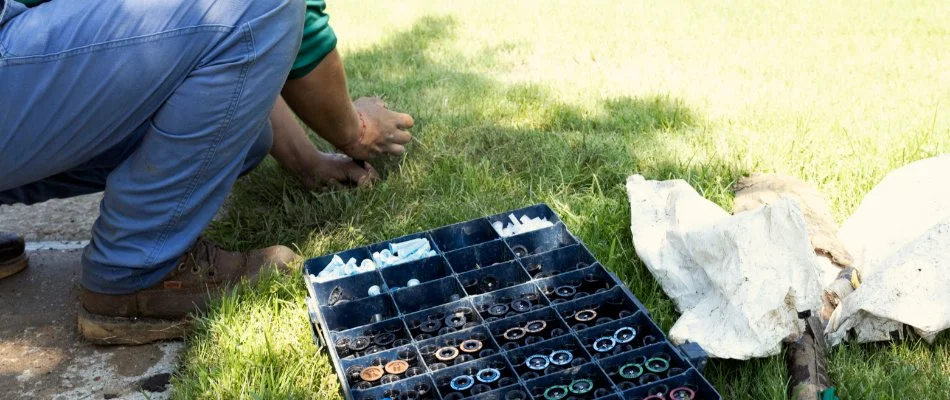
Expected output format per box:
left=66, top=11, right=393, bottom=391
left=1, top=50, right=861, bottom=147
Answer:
left=549, top=350, right=573, bottom=366
left=613, top=326, right=636, bottom=344
left=593, top=336, right=616, bottom=353
left=450, top=375, right=475, bottom=391
left=476, top=368, right=501, bottom=383
left=526, top=354, right=550, bottom=370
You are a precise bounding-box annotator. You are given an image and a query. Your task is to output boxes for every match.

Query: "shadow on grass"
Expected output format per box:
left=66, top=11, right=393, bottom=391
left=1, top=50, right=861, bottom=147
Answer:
left=190, top=15, right=756, bottom=399
left=212, top=15, right=742, bottom=246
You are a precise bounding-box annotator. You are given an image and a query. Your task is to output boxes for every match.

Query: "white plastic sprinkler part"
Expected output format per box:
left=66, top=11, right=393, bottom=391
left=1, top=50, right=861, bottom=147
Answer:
left=368, top=285, right=381, bottom=296
left=322, top=255, right=344, bottom=271
left=495, top=214, right=554, bottom=237
left=359, top=259, right=377, bottom=271
left=492, top=221, right=505, bottom=235
left=389, top=238, right=427, bottom=256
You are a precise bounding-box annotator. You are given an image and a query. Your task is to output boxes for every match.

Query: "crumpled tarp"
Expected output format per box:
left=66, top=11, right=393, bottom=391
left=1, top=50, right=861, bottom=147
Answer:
left=626, top=155, right=950, bottom=359
left=626, top=175, right=823, bottom=359
left=827, top=156, right=950, bottom=344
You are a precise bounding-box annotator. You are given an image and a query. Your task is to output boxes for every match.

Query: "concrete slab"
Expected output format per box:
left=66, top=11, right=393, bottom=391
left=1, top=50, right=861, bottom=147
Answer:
left=0, top=249, right=182, bottom=400
left=0, top=194, right=102, bottom=241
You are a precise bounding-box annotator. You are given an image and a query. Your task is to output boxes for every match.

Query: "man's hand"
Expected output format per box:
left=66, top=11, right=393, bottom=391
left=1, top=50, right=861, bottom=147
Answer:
left=299, top=152, right=379, bottom=189
left=269, top=96, right=379, bottom=190
left=281, top=50, right=415, bottom=162
left=339, top=97, right=414, bottom=161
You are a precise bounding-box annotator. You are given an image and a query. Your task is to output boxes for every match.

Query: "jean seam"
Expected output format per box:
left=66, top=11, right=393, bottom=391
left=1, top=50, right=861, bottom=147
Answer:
left=142, top=22, right=258, bottom=266
left=0, top=25, right=232, bottom=66
left=0, top=5, right=7, bottom=58
left=0, top=1, right=6, bottom=33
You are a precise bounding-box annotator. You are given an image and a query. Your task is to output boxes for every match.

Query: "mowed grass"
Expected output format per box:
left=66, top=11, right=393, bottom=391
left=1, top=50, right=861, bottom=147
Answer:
left=171, top=1, right=950, bottom=399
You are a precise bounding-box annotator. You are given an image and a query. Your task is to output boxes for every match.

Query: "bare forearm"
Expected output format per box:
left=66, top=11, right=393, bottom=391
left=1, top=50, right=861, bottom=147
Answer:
left=281, top=49, right=360, bottom=152
left=281, top=49, right=413, bottom=160
left=269, top=96, right=378, bottom=189
left=269, top=96, right=319, bottom=176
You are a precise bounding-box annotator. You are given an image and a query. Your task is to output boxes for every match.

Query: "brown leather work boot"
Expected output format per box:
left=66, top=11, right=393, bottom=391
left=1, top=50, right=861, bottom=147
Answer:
left=0, top=232, right=28, bottom=280
left=78, top=237, right=298, bottom=345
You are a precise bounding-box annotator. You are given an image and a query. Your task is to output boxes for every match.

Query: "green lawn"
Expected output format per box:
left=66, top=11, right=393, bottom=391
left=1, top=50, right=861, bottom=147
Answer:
left=170, top=1, right=950, bottom=398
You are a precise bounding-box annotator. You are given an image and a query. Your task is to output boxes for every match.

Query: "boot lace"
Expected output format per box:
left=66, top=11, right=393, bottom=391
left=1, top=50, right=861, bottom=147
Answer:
left=178, top=238, right=218, bottom=277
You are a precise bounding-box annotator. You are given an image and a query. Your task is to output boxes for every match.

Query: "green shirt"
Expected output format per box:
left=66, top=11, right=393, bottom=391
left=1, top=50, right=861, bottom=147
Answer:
left=13, top=0, right=336, bottom=79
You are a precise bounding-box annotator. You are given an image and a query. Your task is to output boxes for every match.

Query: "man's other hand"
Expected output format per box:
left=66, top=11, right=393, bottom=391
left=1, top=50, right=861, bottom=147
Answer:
left=300, top=152, right=378, bottom=189
left=340, top=97, right=414, bottom=160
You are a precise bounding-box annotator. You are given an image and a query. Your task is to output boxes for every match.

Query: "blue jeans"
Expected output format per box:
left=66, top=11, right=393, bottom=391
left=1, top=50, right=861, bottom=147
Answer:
left=0, top=0, right=304, bottom=294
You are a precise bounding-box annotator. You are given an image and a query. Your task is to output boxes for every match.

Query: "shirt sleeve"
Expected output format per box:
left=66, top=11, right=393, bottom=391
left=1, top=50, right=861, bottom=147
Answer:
left=288, top=0, right=338, bottom=79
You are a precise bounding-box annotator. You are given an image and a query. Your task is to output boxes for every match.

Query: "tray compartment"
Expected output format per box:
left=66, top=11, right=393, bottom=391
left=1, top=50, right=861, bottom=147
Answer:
left=598, top=342, right=690, bottom=391
left=471, top=282, right=549, bottom=322
left=536, top=263, right=617, bottom=304
left=619, top=369, right=718, bottom=400
left=486, top=204, right=562, bottom=237
left=350, top=374, right=440, bottom=400
left=368, top=232, right=440, bottom=268
left=417, top=326, right=501, bottom=371
left=431, top=219, right=501, bottom=253
left=394, top=277, right=467, bottom=314
left=304, top=247, right=374, bottom=282
left=524, top=362, right=615, bottom=399
left=381, top=256, right=453, bottom=291
left=311, top=270, right=385, bottom=307
left=432, top=355, right=518, bottom=399
left=518, top=244, right=596, bottom=279
left=321, top=293, right=399, bottom=332
left=504, top=334, right=592, bottom=381
left=575, top=312, right=666, bottom=361
left=331, top=318, right=412, bottom=360
left=405, top=299, right=481, bottom=342
left=445, top=240, right=516, bottom=274
left=486, top=307, right=569, bottom=352
left=341, top=345, right=426, bottom=391
left=554, top=287, right=643, bottom=333
left=458, top=260, right=530, bottom=296
left=503, top=223, right=576, bottom=258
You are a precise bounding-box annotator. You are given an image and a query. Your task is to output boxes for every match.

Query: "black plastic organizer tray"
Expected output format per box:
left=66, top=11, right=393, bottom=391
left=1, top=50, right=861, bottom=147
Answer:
left=304, top=204, right=721, bottom=400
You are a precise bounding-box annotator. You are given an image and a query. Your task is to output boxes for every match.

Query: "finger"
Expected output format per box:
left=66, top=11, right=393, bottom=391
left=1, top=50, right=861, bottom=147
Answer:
left=394, top=113, right=414, bottom=129
left=371, top=97, right=387, bottom=109
left=387, top=129, right=412, bottom=145
left=348, top=146, right=381, bottom=161
left=343, top=160, right=376, bottom=187
left=365, top=162, right=379, bottom=179
left=383, top=143, right=406, bottom=156
left=354, top=162, right=379, bottom=188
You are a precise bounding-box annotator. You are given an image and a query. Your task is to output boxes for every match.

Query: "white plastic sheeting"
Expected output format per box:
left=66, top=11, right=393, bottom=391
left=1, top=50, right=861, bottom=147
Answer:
left=626, top=175, right=823, bottom=359
left=626, top=155, right=950, bottom=359
left=827, top=156, right=950, bottom=344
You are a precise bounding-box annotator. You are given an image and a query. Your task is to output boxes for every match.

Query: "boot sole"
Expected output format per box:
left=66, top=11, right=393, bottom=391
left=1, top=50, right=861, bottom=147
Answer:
left=77, top=307, right=191, bottom=345
left=0, top=253, right=28, bottom=280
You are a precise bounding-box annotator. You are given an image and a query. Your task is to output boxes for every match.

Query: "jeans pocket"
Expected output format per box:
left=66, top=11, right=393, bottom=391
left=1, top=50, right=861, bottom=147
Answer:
left=0, top=0, right=30, bottom=59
